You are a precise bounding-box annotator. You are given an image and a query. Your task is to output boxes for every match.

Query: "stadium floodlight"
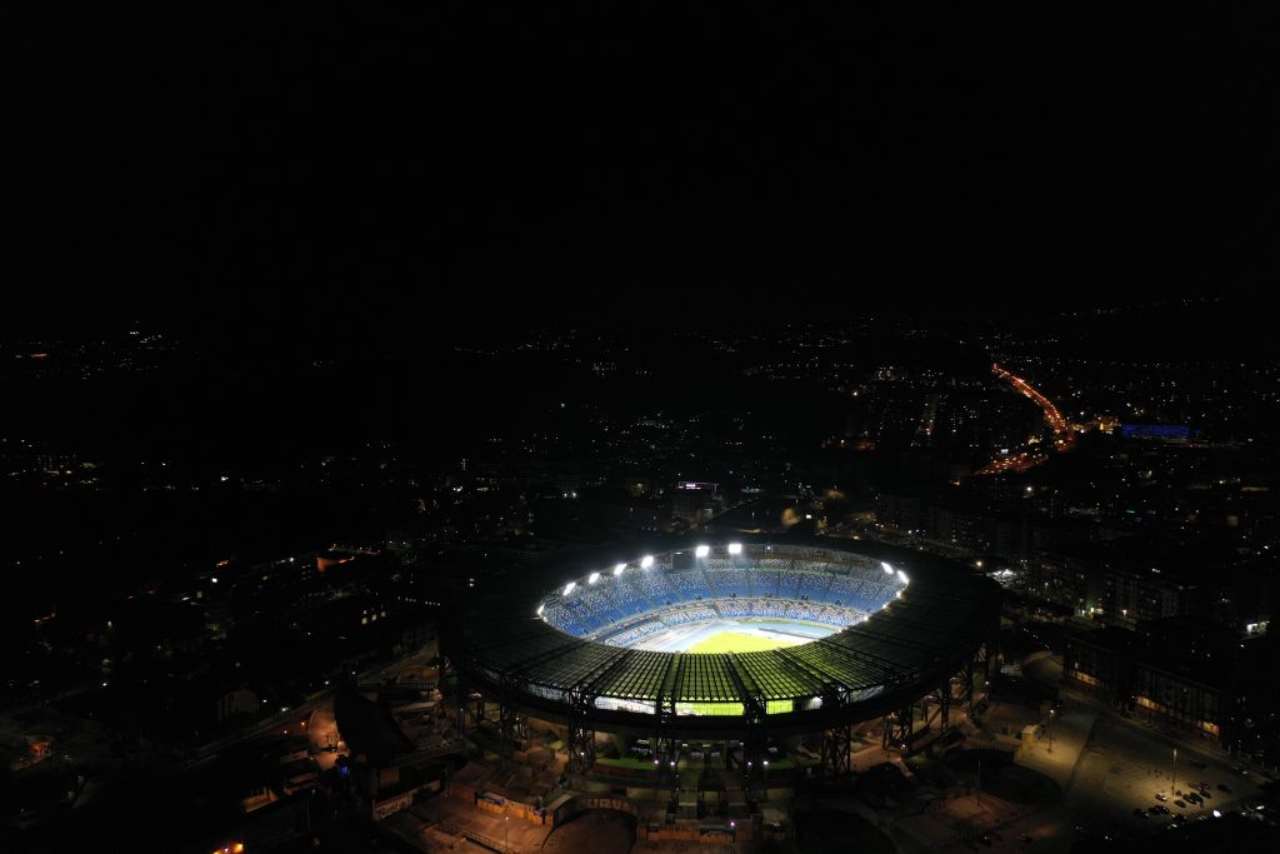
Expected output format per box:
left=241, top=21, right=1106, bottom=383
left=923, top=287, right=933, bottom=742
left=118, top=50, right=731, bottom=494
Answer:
left=695, top=545, right=710, bottom=558
left=588, top=571, right=600, bottom=585
left=727, top=542, right=743, bottom=555
left=563, top=581, right=576, bottom=596
left=614, top=562, right=627, bottom=576
left=881, top=561, right=894, bottom=575
left=640, top=555, right=654, bottom=569
left=897, top=570, right=910, bottom=585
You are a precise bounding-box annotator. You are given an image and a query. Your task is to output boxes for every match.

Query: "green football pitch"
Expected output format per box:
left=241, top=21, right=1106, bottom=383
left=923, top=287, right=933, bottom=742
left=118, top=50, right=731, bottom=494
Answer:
left=685, top=630, right=802, bottom=655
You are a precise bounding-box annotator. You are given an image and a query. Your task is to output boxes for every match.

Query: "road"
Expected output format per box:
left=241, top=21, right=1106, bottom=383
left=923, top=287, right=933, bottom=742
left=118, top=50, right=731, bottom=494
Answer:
left=978, top=363, right=1076, bottom=475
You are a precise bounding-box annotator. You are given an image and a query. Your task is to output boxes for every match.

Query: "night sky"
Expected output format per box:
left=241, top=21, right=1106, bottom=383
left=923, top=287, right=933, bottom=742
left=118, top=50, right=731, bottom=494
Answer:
left=6, top=3, right=1278, bottom=340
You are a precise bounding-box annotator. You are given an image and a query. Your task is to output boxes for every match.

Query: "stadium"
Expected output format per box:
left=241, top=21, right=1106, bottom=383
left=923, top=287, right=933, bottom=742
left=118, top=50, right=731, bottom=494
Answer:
left=454, top=539, right=1000, bottom=782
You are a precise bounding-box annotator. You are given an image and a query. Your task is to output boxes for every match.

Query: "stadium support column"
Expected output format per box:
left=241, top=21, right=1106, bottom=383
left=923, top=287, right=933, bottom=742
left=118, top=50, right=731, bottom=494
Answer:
left=652, top=653, right=683, bottom=791
left=499, top=673, right=526, bottom=767
left=653, top=696, right=678, bottom=792
left=821, top=723, right=853, bottom=779
left=740, top=694, right=768, bottom=802
left=449, top=656, right=469, bottom=735
left=439, top=600, right=467, bottom=733
left=724, top=655, right=767, bottom=800
left=935, top=679, right=951, bottom=730
left=567, top=686, right=596, bottom=776
left=819, top=686, right=853, bottom=779
left=882, top=704, right=913, bottom=750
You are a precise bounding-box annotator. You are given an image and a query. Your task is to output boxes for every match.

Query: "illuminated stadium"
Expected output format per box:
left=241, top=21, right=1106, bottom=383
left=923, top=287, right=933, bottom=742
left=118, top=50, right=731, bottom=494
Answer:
left=455, top=538, right=1000, bottom=781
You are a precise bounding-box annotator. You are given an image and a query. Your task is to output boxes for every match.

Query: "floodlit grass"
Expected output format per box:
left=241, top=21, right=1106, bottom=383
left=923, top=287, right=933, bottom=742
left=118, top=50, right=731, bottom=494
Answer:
left=685, top=630, right=802, bottom=655
left=682, top=699, right=795, bottom=717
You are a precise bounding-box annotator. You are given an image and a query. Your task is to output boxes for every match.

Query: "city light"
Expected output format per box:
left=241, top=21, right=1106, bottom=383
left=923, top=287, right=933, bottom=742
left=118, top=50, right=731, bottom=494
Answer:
left=695, top=545, right=710, bottom=557
left=614, top=562, right=627, bottom=576
left=640, top=555, right=654, bottom=569
left=727, top=542, right=743, bottom=555
left=588, top=571, right=600, bottom=584
left=563, top=581, right=576, bottom=596
left=881, top=561, right=894, bottom=575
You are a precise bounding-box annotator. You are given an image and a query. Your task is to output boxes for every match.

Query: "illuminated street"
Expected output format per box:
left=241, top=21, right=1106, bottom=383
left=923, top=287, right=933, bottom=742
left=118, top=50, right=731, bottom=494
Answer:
left=978, top=364, right=1078, bottom=474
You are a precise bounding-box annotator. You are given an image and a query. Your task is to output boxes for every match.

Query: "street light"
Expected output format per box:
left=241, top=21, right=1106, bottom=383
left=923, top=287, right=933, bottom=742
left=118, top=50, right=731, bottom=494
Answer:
left=1172, top=748, right=1178, bottom=789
